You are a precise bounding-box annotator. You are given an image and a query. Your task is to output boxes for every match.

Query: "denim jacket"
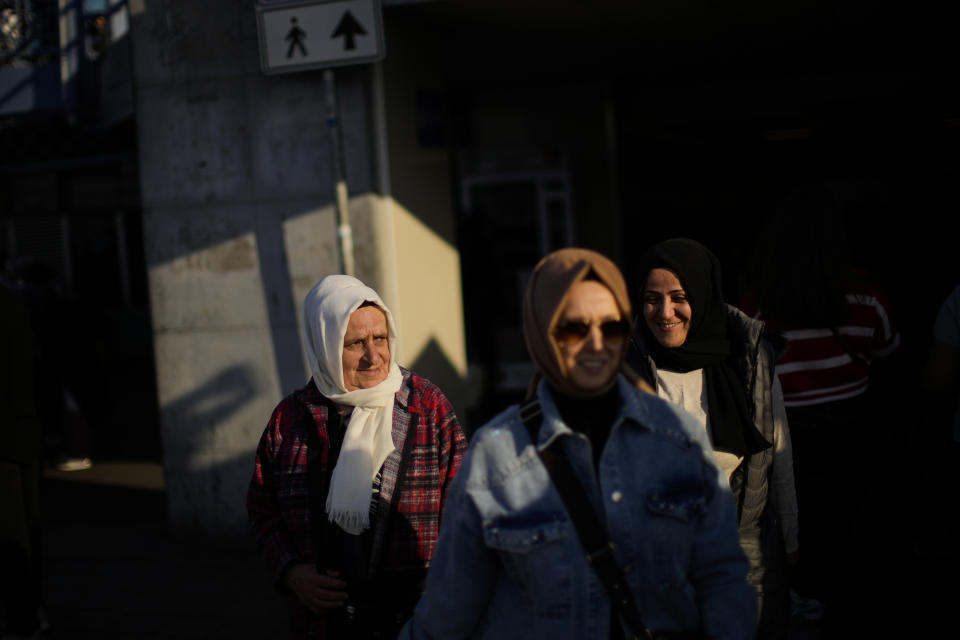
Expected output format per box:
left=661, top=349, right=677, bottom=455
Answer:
left=399, top=376, right=756, bottom=640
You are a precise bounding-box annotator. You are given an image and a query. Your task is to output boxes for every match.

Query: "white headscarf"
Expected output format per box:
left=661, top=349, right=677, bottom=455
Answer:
left=302, top=275, right=403, bottom=534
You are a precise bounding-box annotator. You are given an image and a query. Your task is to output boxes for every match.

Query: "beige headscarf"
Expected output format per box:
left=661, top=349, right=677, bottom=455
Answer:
left=302, top=275, right=404, bottom=534
left=522, top=248, right=651, bottom=398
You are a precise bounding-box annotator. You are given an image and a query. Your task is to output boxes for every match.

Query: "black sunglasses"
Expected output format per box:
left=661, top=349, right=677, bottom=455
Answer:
left=554, top=319, right=630, bottom=342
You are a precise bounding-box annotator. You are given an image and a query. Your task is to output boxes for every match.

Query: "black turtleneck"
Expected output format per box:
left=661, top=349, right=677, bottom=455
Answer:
left=549, top=384, right=621, bottom=468
left=548, top=384, right=626, bottom=640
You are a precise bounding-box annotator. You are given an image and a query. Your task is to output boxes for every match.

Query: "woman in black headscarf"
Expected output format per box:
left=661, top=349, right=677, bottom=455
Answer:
left=626, top=238, right=799, bottom=640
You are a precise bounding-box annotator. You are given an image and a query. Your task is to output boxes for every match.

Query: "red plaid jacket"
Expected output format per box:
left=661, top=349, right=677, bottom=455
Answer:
left=246, top=368, right=467, bottom=638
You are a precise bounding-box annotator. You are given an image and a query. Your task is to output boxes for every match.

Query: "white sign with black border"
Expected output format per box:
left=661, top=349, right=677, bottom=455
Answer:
left=256, top=0, right=384, bottom=74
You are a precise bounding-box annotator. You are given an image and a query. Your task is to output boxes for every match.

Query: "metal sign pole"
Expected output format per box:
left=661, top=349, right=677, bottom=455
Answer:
left=324, top=68, right=354, bottom=276
left=256, top=0, right=384, bottom=277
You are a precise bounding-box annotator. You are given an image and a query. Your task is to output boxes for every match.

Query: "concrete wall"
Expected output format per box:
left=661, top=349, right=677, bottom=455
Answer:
left=128, top=0, right=469, bottom=535
left=377, top=12, right=473, bottom=419
left=129, top=0, right=381, bottom=535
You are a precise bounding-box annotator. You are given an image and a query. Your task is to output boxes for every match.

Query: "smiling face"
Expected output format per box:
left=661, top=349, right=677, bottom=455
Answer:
left=554, top=280, right=626, bottom=392
left=642, top=268, right=692, bottom=348
left=341, top=305, right=391, bottom=391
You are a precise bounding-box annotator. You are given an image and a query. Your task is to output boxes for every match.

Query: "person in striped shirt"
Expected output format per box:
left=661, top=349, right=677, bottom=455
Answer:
left=743, top=183, right=900, bottom=638
left=746, top=280, right=899, bottom=407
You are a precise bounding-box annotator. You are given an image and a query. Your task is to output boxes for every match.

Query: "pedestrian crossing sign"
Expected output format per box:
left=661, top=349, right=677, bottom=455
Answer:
left=256, top=0, right=385, bottom=74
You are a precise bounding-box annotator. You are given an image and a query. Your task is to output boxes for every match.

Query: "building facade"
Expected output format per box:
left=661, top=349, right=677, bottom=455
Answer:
left=2, top=0, right=954, bottom=535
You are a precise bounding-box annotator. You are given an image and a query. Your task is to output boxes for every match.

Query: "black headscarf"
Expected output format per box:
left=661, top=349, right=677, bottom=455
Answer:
left=634, top=238, right=769, bottom=458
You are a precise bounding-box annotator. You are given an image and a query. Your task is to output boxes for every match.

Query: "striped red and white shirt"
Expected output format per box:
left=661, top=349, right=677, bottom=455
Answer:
left=742, top=277, right=899, bottom=407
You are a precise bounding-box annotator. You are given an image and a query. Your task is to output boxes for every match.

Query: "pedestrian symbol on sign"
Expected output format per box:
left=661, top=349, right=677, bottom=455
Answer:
left=256, top=0, right=384, bottom=74
left=285, top=17, right=307, bottom=58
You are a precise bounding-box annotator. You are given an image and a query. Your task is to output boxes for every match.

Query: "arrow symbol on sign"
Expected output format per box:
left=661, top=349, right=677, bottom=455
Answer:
left=331, top=11, right=366, bottom=50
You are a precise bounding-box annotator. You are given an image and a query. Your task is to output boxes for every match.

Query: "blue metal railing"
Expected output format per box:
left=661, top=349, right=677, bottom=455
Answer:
left=0, top=0, right=128, bottom=116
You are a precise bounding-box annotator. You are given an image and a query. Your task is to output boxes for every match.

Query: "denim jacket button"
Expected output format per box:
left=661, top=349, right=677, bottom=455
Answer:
left=611, top=490, right=623, bottom=503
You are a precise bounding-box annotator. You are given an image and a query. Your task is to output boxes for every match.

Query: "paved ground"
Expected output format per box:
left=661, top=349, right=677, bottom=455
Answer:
left=7, top=459, right=954, bottom=639
left=25, top=462, right=290, bottom=639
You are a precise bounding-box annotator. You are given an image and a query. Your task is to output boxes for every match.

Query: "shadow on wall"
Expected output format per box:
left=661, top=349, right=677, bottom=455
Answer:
left=161, top=364, right=259, bottom=434
left=407, top=336, right=484, bottom=438
left=164, top=449, right=261, bottom=538
left=158, top=363, right=263, bottom=536
left=144, top=207, right=308, bottom=401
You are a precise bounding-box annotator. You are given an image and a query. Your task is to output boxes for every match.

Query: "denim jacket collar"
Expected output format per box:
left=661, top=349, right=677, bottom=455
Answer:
left=535, top=376, right=694, bottom=451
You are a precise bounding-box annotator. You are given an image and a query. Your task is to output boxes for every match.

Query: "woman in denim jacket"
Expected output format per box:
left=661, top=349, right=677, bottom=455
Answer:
left=400, top=248, right=755, bottom=640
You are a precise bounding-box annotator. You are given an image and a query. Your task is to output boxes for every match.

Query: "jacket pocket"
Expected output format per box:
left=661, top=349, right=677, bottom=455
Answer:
left=483, top=517, right=573, bottom=619
left=644, top=483, right=705, bottom=584
left=646, top=479, right=706, bottom=523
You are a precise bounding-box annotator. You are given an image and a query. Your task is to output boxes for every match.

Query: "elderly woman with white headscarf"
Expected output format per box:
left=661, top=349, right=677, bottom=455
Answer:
left=247, top=275, right=467, bottom=640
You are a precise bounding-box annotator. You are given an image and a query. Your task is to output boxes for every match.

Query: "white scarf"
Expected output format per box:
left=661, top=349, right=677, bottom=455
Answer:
left=302, top=275, right=403, bottom=535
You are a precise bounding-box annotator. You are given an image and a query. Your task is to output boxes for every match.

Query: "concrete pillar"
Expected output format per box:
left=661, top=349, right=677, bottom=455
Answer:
left=127, top=1, right=470, bottom=535
left=128, top=1, right=380, bottom=535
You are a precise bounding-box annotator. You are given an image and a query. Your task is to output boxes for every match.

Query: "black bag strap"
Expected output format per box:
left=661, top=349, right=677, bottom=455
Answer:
left=372, top=410, right=419, bottom=576
left=306, top=397, right=345, bottom=573
left=306, top=397, right=421, bottom=573
left=518, top=398, right=653, bottom=640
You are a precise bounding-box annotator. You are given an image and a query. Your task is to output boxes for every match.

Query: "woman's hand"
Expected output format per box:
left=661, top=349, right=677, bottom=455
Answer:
left=284, top=564, right=348, bottom=614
